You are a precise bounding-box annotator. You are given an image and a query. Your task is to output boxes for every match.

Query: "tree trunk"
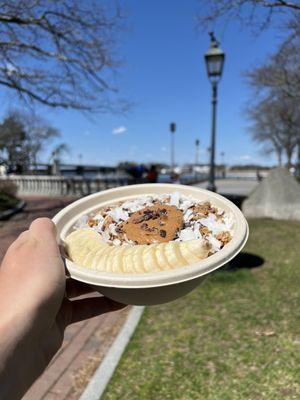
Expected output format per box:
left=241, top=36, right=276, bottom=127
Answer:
left=296, top=140, right=300, bottom=180
left=286, top=148, right=293, bottom=170
left=277, top=150, right=282, bottom=166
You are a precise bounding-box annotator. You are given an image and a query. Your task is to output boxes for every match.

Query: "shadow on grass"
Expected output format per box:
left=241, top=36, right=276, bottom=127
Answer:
left=225, top=252, right=265, bottom=271
left=219, top=193, right=247, bottom=209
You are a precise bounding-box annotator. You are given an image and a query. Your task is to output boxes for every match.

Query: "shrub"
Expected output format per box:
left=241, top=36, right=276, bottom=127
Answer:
left=0, top=179, right=18, bottom=197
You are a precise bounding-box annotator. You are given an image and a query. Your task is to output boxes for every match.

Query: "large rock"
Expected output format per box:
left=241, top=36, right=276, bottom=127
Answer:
left=242, top=167, right=300, bottom=220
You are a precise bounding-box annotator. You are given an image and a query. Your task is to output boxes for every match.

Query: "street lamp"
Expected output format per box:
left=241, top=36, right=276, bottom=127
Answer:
left=195, top=139, right=200, bottom=165
left=221, top=151, right=226, bottom=178
left=204, top=32, right=225, bottom=192
left=220, top=151, right=225, bottom=165
left=170, top=122, right=176, bottom=172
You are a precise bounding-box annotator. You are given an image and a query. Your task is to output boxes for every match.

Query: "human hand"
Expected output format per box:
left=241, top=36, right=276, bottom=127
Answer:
left=0, top=218, right=125, bottom=400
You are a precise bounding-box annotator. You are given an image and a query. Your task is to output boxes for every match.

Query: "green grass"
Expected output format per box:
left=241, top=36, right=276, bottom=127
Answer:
left=102, top=219, right=300, bottom=400
left=0, top=192, right=18, bottom=212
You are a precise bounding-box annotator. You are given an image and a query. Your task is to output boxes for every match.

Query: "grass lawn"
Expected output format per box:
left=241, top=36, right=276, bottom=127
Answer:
left=0, top=192, right=19, bottom=212
left=102, top=219, right=300, bottom=400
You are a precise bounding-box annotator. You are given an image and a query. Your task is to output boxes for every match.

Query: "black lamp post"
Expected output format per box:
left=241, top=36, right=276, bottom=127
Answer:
left=170, top=122, right=176, bottom=172
left=195, top=139, right=200, bottom=165
left=204, top=32, right=225, bottom=192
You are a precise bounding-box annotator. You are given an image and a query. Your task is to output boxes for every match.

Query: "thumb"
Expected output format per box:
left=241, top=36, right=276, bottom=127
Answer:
left=29, top=218, right=60, bottom=255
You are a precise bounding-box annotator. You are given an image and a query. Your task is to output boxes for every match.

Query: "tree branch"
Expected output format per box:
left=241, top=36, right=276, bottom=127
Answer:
left=0, top=0, right=126, bottom=111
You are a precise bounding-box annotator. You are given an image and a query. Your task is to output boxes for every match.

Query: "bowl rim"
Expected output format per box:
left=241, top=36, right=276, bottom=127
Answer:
left=53, top=183, right=249, bottom=289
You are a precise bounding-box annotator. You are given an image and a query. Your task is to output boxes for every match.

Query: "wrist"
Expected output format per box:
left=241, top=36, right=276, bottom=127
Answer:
left=0, top=293, right=39, bottom=399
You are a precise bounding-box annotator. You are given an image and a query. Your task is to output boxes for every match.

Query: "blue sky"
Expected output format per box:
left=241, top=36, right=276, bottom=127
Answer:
left=0, top=0, right=286, bottom=166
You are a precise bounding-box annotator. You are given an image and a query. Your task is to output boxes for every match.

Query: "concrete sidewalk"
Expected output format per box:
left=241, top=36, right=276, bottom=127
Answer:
left=194, top=179, right=259, bottom=197
left=0, top=196, right=130, bottom=400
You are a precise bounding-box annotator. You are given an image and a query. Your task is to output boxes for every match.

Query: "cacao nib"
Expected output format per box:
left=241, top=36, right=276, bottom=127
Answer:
left=160, top=229, right=167, bottom=238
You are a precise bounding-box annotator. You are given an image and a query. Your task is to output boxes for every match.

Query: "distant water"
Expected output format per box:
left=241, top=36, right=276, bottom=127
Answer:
left=158, top=174, right=172, bottom=183
left=158, top=174, right=206, bottom=183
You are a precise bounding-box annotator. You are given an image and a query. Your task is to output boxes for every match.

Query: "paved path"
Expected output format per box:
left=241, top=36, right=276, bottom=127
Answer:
left=0, top=197, right=129, bottom=400
left=0, top=196, right=76, bottom=261
left=195, top=179, right=259, bottom=197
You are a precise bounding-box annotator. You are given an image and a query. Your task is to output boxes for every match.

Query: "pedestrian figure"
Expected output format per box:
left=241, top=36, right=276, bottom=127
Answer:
left=147, top=165, right=158, bottom=183
left=256, top=170, right=262, bottom=182
left=171, top=172, right=180, bottom=184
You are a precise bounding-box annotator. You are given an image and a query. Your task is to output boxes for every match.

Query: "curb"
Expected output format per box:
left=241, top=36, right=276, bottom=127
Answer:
left=79, top=306, right=145, bottom=400
left=0, top=199, right=26, bottom=220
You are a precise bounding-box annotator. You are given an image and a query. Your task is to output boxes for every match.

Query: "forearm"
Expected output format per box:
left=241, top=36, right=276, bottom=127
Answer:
left=0, top=286, right=47, bottom=400
left=0, top=313, right=37, bottom=399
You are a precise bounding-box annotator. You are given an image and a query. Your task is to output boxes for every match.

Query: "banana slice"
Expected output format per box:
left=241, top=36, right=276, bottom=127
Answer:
left=65, top=229, right=107, bottom=264
left=141, top=245, right=160, bottom=272
left=106, top=245, right=126, bottom=273
left=164, top=242, right=187, bottom=268
left=155, top=242, right=172, bottom=270
left=114, top=245, right=131, bottom=273
left=90, top=246, right=113, bottom=271
left=131, top=244, right=147, bottom=273
left=177, top=241, right=202, bottom=264
left=64, top=229, right=211, bottom=273
left=122, top=246, right=137, bottom=273
left=182, top=239, right=210, bottom=260
left=178, top=246, right=200, bottom=264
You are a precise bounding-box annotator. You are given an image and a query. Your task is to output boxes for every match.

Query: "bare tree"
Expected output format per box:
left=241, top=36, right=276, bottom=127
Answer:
left=245, top=34, right=300, bottom=167
left=0, top=109, right=60, bottom=172
left=247, top=99, right=283, bottom=165
left=198, top=0, right=300, bottom=171
left=50, top=143, right=70, bottom=163
left=198, top=0, right=300, bottom=31
left=0, top=111, right=26, bottom=171
left=245, top=36, right=300, bottom=94
left=0, top=0, right=126, bottom=111
left=247, top=93, right=300, bottom=167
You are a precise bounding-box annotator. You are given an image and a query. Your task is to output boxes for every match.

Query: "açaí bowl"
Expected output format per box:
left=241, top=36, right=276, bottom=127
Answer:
left=52, top=183, right=249, bottom=305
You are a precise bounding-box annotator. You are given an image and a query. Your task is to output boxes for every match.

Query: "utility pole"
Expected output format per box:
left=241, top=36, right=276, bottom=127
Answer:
left=170, top=122, right=176, bottom=172
left=195, top=139, right=200, bottom=165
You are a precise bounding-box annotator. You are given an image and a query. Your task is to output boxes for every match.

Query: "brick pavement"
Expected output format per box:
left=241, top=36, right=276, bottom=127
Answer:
left=0, top=196, right=77, bottom=260
left=0, top=196, right=130, bottom=399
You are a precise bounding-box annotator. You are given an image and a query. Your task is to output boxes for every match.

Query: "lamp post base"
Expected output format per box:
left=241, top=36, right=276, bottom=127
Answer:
left=206, top=183, right=217, bottom=192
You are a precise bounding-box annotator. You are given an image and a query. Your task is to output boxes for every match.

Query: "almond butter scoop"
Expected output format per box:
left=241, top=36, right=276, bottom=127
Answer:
left=121, top=204, right=183, bottom=245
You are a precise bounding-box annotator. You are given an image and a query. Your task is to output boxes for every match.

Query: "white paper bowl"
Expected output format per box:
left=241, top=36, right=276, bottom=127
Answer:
left=53, top=184, right=249, bottom=305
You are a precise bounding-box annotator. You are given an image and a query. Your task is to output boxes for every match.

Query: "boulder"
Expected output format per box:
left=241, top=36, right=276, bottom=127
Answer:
left=242, top=167, right=300, bottom=220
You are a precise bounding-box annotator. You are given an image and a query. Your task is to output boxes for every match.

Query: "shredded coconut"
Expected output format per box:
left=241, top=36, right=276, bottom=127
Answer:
left=183, top=208, right=194, bottom=222
left=170, top=192, right=180, bottom=208
left=108, top=207, right=129, bottom=222
left=178, top=227, right=198, bottom=241
left=207, top=235, right=222, bottom=253
left=199, top=213, right=228, bottom=235
left=74, top=215, right=88, bottom=229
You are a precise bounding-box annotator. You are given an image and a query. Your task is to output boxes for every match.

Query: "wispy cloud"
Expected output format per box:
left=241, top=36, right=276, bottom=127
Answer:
left=84, top=130, right=91, bottom=136
left=236, top=155, right=252, bottom=161
left=112, top=126, right=127, bottom=135
left=238, top=154, right=252, bottom=161
left=161, top=146, right=167, bottom=152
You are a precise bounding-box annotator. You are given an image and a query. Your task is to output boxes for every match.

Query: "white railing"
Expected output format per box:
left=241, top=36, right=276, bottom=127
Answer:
left=225, top=171, right=269, bottom=180
left=2, top=175, right=132, bottom=196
